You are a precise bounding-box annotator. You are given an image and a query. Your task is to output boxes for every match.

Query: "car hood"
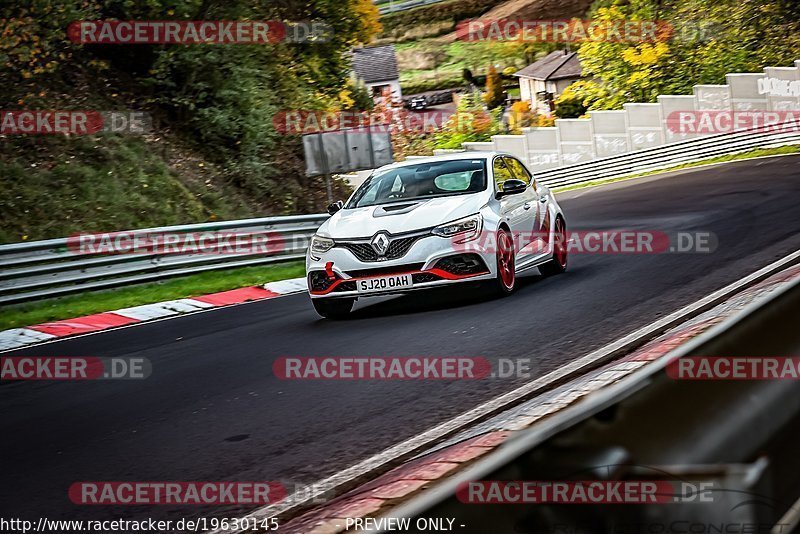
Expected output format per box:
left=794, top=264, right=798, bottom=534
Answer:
left=320, top=194, right=488, bottom=238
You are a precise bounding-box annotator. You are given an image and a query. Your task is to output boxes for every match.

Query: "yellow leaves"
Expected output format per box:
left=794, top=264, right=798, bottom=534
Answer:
left=622, top=42, right=670, bottom=66
left=510, top=100, right=531, bottom=114
left=537, top=116, right=555, bottom=127
left=338, top=89, right=356, bottom=110
left=593, top=6, right=625, bottom=23
left=508, top=101, right=536, bottom=134
left=627, top=70, right=651, bottom=86
left=350, top=0, right=382, bottom=43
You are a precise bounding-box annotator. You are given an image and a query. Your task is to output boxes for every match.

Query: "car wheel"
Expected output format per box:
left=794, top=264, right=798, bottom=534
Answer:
left=312, top=297, right=354, bottom=319
left=495, top=228, right=516, bottom=295
left=539, top=216, right=568, bottom=276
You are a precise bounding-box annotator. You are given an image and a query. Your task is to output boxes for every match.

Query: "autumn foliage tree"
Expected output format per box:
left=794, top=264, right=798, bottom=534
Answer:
left=0, top=0, right=385, bottom=240
left=573, top=0, right=800, bottom=110
left=483, top=64, right=506, bottom=110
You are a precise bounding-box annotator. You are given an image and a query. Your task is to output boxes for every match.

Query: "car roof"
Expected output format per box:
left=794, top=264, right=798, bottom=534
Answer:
left=374, top=151, right=509, bottom=172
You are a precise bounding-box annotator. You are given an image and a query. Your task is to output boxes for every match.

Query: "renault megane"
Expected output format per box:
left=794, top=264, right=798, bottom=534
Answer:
left=306, top=152, right=568, bottom=318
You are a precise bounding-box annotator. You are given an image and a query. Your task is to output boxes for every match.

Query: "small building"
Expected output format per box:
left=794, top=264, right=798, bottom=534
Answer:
left=351, top=44, right=402, bottom=102
left=514, top=50, right=584, bottom=115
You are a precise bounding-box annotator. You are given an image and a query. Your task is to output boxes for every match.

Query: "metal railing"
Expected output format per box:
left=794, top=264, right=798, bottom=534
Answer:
left=377, top=0, right=447, bottom=15
left=0, top=215, right=328, bottom=305
left=537, top=120, right=800, bottom=189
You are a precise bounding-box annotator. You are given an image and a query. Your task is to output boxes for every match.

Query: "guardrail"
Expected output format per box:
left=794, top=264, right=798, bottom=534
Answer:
left=0, top=214, right=328, bottom=305
left=536, top=121, right=800, bottom=189
left=377, top=0, right=446, bottom=15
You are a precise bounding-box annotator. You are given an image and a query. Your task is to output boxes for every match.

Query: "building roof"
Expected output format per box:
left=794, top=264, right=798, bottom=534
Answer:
left=514, top=50, right=583, bottom=81
left=351, top=45, right=399, bottom=84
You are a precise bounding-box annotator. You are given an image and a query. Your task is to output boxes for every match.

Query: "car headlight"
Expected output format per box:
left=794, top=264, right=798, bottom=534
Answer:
left=432, top=214, right=483, bottom=242
left=310, top=234, right=334, bottom=254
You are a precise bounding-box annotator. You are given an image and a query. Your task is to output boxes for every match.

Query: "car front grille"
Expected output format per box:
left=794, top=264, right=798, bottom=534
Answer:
left=345, top=263, right=425, bottom=278
left=337, top=233, right=427, bottom=262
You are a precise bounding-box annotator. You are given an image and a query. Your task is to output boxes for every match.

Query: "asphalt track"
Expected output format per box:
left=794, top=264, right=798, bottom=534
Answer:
left=2, top=155, right=799, bottom=522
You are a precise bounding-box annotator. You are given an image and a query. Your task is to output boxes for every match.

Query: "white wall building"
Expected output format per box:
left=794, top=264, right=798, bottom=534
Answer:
left=352, top=45, right=403, bottom=102
left=514, top=50, right=584, bottom=115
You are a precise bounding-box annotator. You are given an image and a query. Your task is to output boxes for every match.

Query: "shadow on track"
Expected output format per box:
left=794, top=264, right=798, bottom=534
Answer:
left=338, top=272, right=550, bottom=320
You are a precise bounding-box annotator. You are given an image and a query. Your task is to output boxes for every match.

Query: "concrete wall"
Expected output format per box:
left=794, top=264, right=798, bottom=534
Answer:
left=590, top=110, right=629, bottom=157
left=624, top=103, right=664, bottom=150
left=659, top=95, right=697, bottom=143
left=522, top=127, right=561, bottom=172
left=556, top=119, right=595, bottom=164
left=726, top=73, right=768, bottom=111
left=763, top=66, right=800, bottom=112
left=463, top=60, right=799, bottom=174
left=492, top=135, right=527, bottom=162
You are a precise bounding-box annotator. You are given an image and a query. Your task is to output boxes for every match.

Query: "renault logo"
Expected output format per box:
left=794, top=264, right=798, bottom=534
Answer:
left=371, top=233, right=390, bottom=256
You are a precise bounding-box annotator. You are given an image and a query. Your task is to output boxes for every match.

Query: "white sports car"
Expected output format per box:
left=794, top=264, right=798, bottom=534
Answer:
left=306, top=152, right=568, bottom=318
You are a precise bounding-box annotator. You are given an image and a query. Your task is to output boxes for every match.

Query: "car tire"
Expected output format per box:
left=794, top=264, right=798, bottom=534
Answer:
left=539, top=216, right=568, bottom=276
left=494, top=228, right=517, bottom=295
left=312, top=297, right=355, bottom=319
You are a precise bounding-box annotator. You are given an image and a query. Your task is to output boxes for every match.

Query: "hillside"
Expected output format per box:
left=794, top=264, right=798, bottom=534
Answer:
left=380, top=0, right=593, bottom=94
left=0, top=1, right=377, bottom=244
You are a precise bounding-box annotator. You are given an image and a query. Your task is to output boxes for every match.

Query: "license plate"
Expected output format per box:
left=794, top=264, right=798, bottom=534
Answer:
left=356, top=274, right=413, bottom=294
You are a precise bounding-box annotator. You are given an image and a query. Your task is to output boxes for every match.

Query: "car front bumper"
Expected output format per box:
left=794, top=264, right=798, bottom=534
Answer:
left=306, top=234, right=497, bottom=299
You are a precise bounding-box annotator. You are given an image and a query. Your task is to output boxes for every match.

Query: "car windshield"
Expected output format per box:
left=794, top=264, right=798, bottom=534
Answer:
left=346, top=159, right=487, bottom=209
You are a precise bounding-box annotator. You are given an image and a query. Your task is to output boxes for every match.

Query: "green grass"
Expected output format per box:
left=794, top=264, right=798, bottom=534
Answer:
left=553, top=145, right=800, bottom=193
left=0, top=135, right=255, bottom=243
left=0, top=261, right=305, bottom=331
left=397, top=40, right=535, bottom=94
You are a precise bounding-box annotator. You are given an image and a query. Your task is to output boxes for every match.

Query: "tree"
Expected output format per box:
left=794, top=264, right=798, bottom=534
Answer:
left=575, top=0, right=800, bottom=110
left=483, top=65, right=506, bottom=110
left=434, top=91, right=503, bottom=149
left=507, top=101, right=538, bottom=133
left=553, top=84, right=589, bottom=118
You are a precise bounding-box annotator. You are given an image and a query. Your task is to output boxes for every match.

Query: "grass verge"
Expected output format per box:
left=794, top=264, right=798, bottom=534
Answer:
left=0, top=261, right=305, bottom=331
left=553, top=145, right=800, bottom=193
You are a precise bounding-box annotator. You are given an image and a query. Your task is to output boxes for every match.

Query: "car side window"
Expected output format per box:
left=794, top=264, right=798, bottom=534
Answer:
left=492, top=157, right=514, bottom=191
left=505, top=157, right=536, bottom=191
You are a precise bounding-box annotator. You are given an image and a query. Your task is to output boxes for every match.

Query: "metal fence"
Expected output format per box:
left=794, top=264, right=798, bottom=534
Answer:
left=377, top=0, right=446, bottom=15
left=536, top=121, right=800, bottom=189
left=0, top=215, right=327, bottom=305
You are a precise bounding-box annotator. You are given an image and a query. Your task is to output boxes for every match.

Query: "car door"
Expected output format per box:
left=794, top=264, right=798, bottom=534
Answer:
left=502, top=156, right=541, bottom=260
left=492, top=156, right=530, bottom=258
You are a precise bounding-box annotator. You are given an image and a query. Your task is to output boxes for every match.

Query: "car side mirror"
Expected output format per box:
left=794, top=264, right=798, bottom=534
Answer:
left=495, top=179, right=527, bottom=199
left=327, top=201, right=344, bottom=215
